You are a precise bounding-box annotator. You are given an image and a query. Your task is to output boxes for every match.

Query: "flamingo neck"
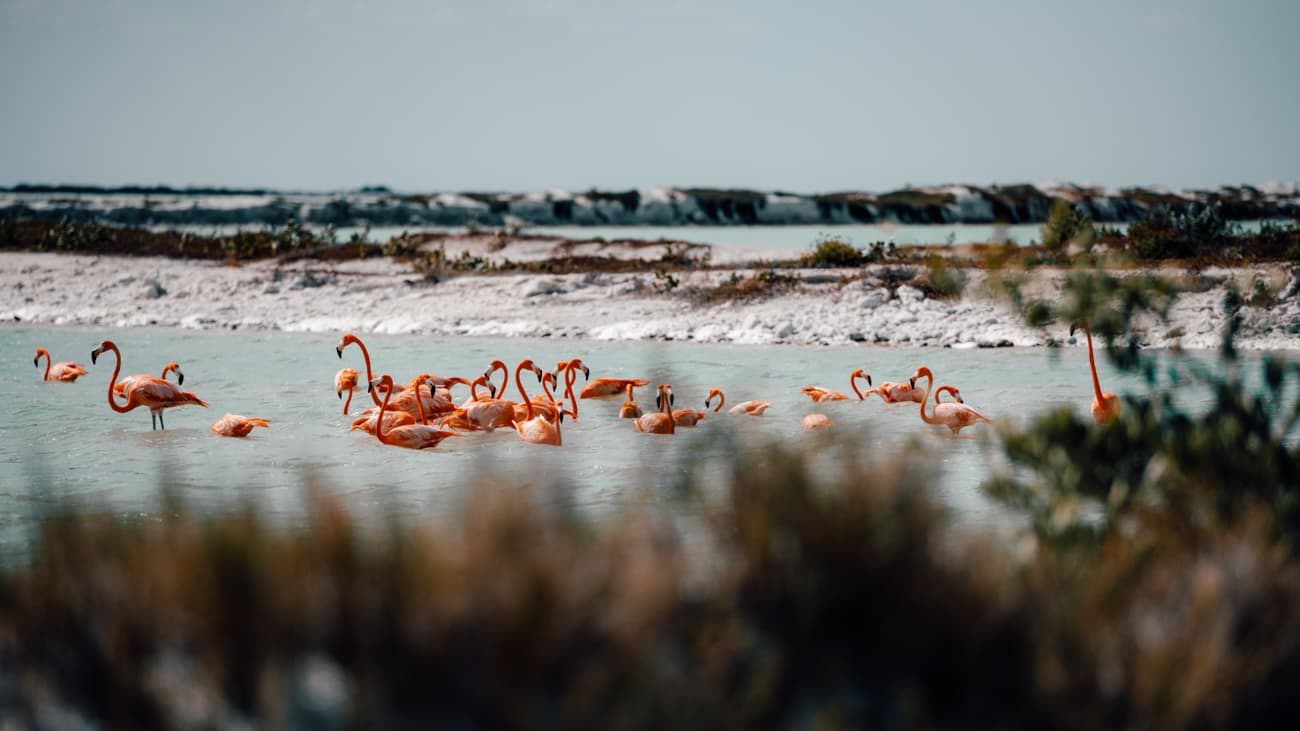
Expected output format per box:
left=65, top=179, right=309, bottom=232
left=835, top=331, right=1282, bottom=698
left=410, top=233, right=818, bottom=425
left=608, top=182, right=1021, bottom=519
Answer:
left=850, top=373, right=865, bottom=400
left=414, top=381, right=429, bottom=425
left=515, top=363, right=534, bottom=421
left=343, top=388, right=353, bottom=414
left=711, top=391, right=725, bottom=412
left=348, top=337, right=381, bottom=407
left=494, top=362, right=509, bottom=399
left=38, top=351, right=51, bottom=381
left=470, top=376, right=487, bottom=402
left=564, top=366, right=578, bottom=418
left=917, top=372, right=940, bottom=425
left=103, top=347, right=131, bottom=413
left=1084, top=327, right=1105, bottom=402
left=375, top=378, right=394, bottom=445
left=661, top=389, right=675, bottom=433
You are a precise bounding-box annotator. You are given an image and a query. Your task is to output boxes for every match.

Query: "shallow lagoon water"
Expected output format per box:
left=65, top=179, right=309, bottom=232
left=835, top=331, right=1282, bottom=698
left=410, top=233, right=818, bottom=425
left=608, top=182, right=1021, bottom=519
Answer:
left=2, top=325, right=1285, bottom=561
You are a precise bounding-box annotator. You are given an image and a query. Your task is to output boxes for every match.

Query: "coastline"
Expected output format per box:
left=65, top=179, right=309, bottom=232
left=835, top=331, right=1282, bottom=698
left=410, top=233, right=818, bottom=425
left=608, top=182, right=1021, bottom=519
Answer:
left=5, top=241, right=1298, bottom=350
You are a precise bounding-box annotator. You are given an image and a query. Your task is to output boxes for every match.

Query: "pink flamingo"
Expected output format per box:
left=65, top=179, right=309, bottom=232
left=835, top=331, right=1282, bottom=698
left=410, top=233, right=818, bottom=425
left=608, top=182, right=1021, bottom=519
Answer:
left=634, top=384, right=677, bottom=434
left=211, top=414, right=270, bottom=437
left=367, top=374, right=459, bottom=449
left=512, top=359, right=562, bottom=446
left=553, top=358, right=589, bottom=419
left=581, top=376, right=650, bottom=400
left=801, top=385, right=850, bottom=403
left=336, top=333, right=383, bottom=407
left=802, top=414, right=834, bottom=430
left=718, top=388, right=771, bottom=416
left=91, top=340, right=208, bottom=430
left=1071, top=322, right=1121, bottom=425
left=335, top=368, right=359, bottom=414
left=910, top=366, right=992, bottom=434
left=619, top=383, right=643, bottom=419
left=33, top=348, right=87, bottom=382
left=114, top=361, right=183, bottom=398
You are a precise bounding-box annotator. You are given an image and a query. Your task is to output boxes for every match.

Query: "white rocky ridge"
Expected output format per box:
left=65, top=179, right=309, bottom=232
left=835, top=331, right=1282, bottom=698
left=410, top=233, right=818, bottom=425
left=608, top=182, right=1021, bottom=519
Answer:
left=2, top=248, right=1297, bottom=351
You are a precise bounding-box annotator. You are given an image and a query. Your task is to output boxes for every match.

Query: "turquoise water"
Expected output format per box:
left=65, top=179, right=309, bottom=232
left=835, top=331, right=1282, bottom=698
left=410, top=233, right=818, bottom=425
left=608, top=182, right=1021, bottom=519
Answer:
left=1, top=325, right=1284, bottom=562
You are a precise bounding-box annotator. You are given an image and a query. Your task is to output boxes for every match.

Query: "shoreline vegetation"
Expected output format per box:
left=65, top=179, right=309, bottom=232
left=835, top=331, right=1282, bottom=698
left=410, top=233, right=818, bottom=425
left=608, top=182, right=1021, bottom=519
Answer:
left=3, top=272, right=1300, bottom=726
left=2, top=207, right=1299, bottom=349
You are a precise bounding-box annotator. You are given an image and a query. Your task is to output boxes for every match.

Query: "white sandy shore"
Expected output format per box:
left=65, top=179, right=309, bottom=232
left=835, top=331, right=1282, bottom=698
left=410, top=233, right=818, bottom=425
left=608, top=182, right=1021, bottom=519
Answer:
left=2, top=246, right=1298, bottom=350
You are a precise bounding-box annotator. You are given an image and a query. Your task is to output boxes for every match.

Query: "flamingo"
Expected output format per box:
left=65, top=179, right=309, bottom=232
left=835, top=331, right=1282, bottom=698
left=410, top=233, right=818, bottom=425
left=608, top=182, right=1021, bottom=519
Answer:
left=336, top=333, right=383, bottom=407
left=634, top=384, right=676, bottom=434
left=672, top=406, right=706, bottom=427
left=801, top=385, right=850, bottom=403
left=864, top=376, right=925, bottom=403
left=335, top=368, right=359, bottom=414
left=115, top=362, right=183, bottom=398
left=715, top=387, right=771, bottom=416
left=848, top=369, right=874, bottom=400
left=211, top=414, right=270, bottom=437
left=512, top=359, right=562, bottom=446
left=385, top=374, right=465, bottom=421
left=619, top=383, right=643, bottom=419
left=1071, top=322, right=1121, bottom=425
left=367, top=375, right=459, bottom=450
left=580, top=376, right=650, bottom=400
left=552, top=358, right=589, bottom=419
left=33, top=348, right=87, bottom=382
left=91, top=340, right=208, bottom=430
left=514, top=372, right=565, bottom=424
left=910, top=366, right=992, bottom=434
left=802, top=414, right=834, bottom=430
left=350, top=409, right=417, bottom=435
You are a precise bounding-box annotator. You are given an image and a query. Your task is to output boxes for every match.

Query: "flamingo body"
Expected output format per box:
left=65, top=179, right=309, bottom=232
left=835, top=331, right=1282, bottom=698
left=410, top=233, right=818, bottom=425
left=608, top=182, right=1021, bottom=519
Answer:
left=581, top=378, right=649, bottom=400
left=211, top=414, right=270, bottom=437
left=802, top=413, right=834, bottom=430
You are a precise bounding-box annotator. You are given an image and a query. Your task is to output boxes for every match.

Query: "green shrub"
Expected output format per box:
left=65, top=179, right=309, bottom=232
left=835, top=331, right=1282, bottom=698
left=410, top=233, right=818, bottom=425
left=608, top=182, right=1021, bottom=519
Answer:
left=1040, top=198, right=1095, bottom=252
left=803, top=235, right=865, bottom=267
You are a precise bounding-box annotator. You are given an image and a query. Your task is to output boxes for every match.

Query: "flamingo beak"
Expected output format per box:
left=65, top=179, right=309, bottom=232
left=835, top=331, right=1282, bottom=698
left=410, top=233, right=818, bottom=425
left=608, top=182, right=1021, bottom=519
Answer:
left=909, top=377, right=916, bottom=388
left=581, top=365, right=590, bottom=381
left=32, top=357, right=38, bottom=367
left=176, top=371, right=184, bottom=386
left=957, top=394, right=965, bottom=404
left=867, top=374, right=873, bottom=387
left=337, top=390, right=343, bottom=399
left=91, top=348, right=100, bottom=365
left=336, top=345, right=343, bottom=358
left=533, top=367, right=543, bottom=382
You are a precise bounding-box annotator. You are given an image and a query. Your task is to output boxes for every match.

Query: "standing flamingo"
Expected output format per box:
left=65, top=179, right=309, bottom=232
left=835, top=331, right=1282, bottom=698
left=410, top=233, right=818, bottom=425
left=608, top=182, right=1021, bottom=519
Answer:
left=91, top=340, right=208, bottom=430
left=619, top=383, right=643, bottom=419
left=581, top=376, right=650, bottom=400
left=335, top=368, right=360, bottom=414
left=367, top=375, right=459, bottom=449
left=1071, top=322, right=1121, bottom=425
left=802, top=414, right=834, bottom=430
left=33, top=348, right=88, bottom=382
left=336, top=333, right=383, bottom=407
left=512, top=359, right=562, bottom=446
left=211, top=414, right=270, bottom=438
left=910, top=366, right=992, bottom=434
left=634, top=384, right=677, bottom=434
left=115, top=361, right=183, bottom=398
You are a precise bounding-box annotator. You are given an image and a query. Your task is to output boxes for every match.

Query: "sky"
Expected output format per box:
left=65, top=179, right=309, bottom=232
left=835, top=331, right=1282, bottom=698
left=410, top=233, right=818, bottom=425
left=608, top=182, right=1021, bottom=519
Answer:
left=1, top=0, right=1297, bottom=192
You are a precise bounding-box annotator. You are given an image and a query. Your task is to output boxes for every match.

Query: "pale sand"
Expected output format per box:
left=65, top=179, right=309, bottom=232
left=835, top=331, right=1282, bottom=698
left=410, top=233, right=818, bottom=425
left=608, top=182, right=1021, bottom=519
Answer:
left=2, top=249, right=1298, bottom=350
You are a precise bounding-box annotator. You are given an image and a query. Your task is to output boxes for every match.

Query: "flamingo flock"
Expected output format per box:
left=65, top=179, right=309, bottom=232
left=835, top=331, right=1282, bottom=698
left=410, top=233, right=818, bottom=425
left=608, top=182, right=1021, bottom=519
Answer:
left=32, top=323, right=1121, bottom=442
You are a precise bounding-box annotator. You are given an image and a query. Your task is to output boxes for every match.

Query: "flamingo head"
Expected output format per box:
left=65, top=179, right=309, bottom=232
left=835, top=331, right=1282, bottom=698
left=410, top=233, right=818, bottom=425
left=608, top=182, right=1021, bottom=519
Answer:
left=655, top=384, right=674, bottom=412
left=850, top=368, right=872, bottom=387
left=33, top=347, right=48, bottom=366
left=516, top=359, right=543, bottom=382
left=571, top=359, right=590, bottom=381
left=1069, top=322, right=1082, bottom=337
left=90, top=340, right=116, bottom=365
left=367, top=374, right=394, bottom=395
left=335, top=368, right=359, bottom=397
left=911, top=366, right=933, bottom=382
left=705, top=388, right=724, bottom=410
left=336, top=333, right=359, bottom=358
left=163, top=362, right=184, bottom=385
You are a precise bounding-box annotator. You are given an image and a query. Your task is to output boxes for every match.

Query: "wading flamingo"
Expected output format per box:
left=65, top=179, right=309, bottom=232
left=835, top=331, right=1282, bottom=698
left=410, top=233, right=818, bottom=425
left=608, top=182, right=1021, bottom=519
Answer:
left=718, top=387, right=771, bottom=416
left=34, top=348, right=87, bottom=382
left=336, top=333, right=383, bottom=407
left=367, top=375, right=459, bottom=450
left=802, top=414, right=834, bottom=430
left=1071, top=322, right=1121, bottom=425
left=864, top=376, right=924, bottom=403
left=350, top=409, right=416, bottom=435
left=801, top=385, right=850, bottom=403
left=91, top=340, right=208, bottom=430
left=672, top=406, right=706, bottom=427
left=515, top=371, right=566, bottom=423
left=553, top=358, right=589, bottom=419
left=619, top=383, right=643, bottom=419
left=114, top=362, right=183, bottom=398
left=512, top=359, right=562, bottom=446
left=384, top=374, right=465, bottom=421
left=849, top=369, right=873, bottom=400
left=581, top=376, right=650, bottom=400
left=910, top=366, right=992, bottom=434
left=634, top=384, right=677, bottom=434
left=211, top=414, right=270, bottom=437
left=335, top=368, right=359, bottom=414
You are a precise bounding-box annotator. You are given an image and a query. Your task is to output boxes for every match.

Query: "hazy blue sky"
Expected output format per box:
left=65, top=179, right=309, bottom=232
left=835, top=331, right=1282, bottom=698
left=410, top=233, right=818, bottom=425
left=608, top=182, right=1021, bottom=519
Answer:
left=1, top=0, right=1296, bottom=191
